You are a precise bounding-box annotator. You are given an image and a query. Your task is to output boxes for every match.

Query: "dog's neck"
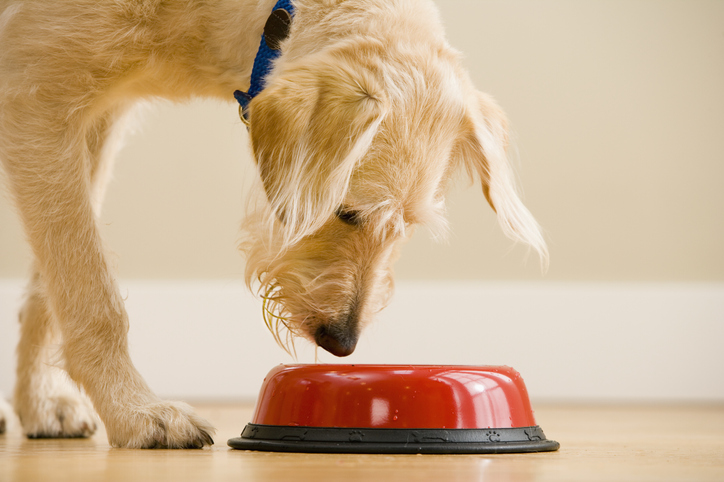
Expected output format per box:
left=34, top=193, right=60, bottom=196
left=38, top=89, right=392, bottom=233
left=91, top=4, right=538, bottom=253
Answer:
left=234, top=0, right=295, bottom=125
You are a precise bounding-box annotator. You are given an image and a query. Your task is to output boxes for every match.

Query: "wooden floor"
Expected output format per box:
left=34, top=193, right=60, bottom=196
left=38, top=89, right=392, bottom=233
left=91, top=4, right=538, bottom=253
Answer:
left=1, top=403, right=723, bottom=481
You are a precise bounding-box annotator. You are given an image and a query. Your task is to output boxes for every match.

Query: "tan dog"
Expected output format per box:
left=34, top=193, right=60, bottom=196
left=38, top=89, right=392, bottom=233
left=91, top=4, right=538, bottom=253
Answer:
left=0, top=0, right=547, bottom=448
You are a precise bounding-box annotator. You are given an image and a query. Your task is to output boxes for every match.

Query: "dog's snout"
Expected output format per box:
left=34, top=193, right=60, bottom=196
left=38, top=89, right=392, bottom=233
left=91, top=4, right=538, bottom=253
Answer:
left=314, top=324, right=358, bottom=357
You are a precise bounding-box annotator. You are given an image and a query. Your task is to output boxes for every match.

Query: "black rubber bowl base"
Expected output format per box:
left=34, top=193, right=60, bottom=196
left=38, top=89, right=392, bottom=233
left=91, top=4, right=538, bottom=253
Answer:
left=228, top=424, right=560, bottom=454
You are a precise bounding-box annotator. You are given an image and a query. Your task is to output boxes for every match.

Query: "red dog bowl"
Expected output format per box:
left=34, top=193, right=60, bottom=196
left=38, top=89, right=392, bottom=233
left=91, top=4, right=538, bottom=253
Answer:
left=228, top=364, right=559, bottom=454
left=228, top=365, right=559, bottom=453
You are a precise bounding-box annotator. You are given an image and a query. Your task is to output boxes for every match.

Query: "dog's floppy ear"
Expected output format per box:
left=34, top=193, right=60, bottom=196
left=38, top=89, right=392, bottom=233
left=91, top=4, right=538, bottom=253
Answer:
left=457, top=91, right=549, bottom=268
left=249, top=46, right=388, bottom=246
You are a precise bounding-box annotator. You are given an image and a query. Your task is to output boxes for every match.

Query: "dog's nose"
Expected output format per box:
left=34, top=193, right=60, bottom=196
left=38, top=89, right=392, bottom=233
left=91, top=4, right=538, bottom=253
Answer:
left=314, top=324, right=358, bottom=357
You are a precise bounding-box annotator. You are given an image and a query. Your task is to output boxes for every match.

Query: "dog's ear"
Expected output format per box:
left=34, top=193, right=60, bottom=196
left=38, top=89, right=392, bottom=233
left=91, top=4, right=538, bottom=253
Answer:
left=457, top=91, right=549, bottom=268
left=249, top=47, right=388, bottom=246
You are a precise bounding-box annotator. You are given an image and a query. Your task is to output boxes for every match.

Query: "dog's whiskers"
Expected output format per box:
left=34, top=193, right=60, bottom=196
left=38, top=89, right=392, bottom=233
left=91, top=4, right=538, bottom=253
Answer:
left=261, top=283, right=299, bottom=358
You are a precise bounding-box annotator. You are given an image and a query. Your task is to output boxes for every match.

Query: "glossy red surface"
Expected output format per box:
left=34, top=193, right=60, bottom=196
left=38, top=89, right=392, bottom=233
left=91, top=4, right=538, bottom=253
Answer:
left=251, top=365, right=538, bottom=429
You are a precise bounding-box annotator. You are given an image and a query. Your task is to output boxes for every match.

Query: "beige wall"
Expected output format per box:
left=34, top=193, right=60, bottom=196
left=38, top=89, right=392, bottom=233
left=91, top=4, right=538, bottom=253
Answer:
left=1, top=0, right=723, bottom=282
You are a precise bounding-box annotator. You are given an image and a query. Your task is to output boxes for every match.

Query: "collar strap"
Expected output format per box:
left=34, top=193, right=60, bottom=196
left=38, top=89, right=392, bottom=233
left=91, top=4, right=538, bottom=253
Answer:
left=234, top=0, right=295, bottom=126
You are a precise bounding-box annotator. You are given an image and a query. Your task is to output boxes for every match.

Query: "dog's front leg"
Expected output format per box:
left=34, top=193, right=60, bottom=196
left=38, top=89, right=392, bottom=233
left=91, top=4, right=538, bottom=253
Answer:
left=14, top=269, right=98, bottom=439
left=1, top=110, right=214, bottom=449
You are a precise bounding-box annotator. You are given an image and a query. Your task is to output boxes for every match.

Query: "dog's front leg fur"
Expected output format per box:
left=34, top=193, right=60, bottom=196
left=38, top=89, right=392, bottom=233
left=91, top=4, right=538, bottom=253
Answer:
left=14, top=270, right=98, bottom=438
left=1, top=104, right=214, bottom=447
left=0, top=0, right=275, bottom=447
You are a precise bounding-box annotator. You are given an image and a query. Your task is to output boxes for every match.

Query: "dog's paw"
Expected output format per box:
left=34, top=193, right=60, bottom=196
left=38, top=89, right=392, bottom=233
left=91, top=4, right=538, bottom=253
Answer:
left=18, top=392, right=98, bottom=439
left=0, top=396, right=14, bottom=434
left=106, top=400, right=214, bottom=449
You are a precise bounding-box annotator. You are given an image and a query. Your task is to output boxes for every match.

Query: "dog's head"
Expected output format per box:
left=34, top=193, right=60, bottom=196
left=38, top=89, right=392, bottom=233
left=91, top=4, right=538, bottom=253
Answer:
left=241, top=6, right=547, bottom=357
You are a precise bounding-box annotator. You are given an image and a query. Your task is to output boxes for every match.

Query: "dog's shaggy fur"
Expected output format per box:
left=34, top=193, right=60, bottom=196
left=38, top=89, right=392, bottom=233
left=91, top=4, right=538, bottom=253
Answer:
left=0, top=0, right=547, bottom=448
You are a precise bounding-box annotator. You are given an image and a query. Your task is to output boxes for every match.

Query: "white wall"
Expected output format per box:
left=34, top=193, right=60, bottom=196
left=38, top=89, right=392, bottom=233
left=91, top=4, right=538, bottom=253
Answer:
left=2, top=280, right=722, bottom=402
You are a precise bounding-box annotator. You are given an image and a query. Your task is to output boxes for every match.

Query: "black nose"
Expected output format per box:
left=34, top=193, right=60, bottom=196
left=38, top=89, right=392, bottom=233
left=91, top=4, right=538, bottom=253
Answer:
left=314, top=324, right=358, bottom=357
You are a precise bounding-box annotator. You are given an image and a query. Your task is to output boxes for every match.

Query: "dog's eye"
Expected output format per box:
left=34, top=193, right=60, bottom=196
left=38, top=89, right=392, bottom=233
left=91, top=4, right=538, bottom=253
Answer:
left=336, top=207, right=362, bottom=227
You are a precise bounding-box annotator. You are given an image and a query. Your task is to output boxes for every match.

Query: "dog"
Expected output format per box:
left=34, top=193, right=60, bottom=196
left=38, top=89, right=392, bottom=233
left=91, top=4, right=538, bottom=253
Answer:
left=0, top=0, right=547, bottom=448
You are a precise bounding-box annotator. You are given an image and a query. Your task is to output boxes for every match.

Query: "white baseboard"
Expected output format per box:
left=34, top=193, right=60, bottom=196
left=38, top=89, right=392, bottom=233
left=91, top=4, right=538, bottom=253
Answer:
left=1, top=279, right=723, bottom=402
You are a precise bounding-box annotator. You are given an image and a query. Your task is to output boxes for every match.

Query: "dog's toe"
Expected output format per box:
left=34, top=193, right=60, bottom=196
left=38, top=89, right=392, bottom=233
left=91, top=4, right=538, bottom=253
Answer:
left=0, top=396, right=13, bottom=435
left=107, top=400, right=215, bottom=449
left=20, top=394, right=98, bottom=439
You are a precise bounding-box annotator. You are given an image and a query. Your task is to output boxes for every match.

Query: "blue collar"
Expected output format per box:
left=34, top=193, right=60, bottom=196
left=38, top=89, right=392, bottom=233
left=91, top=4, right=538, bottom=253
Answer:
left=234, top=0, right=296, bottom=126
